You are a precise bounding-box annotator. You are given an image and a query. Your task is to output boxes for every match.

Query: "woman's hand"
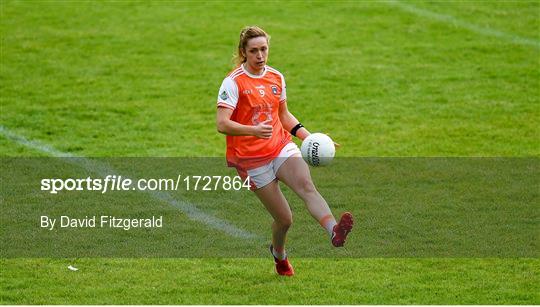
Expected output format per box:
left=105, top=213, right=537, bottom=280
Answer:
left=253, top=119, right=273, bottom=139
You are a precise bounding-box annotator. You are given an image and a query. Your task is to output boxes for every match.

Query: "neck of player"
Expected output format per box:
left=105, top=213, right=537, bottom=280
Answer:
left=244, top=63, right=264, bottom=76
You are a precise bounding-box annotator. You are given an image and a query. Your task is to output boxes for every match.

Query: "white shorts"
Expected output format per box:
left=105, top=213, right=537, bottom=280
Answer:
left=246, top=142, right=301, bottom=190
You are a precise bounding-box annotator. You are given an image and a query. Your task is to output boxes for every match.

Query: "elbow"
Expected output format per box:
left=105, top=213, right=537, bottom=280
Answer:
left=279, top=111, right=295, bottom=131
left=281, top=118, right=293, bottom=133
left=216, top=120, right=227, bottom=135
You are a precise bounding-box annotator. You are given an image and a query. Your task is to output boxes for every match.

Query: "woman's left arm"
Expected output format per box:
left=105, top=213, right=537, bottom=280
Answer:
left=278, top=100, right=311, bottom=141
left=279, top=100, right=341, bottom=147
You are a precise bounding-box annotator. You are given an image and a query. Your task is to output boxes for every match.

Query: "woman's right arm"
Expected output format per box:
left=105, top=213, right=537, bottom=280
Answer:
left=216, top=107, right=273, bottom=139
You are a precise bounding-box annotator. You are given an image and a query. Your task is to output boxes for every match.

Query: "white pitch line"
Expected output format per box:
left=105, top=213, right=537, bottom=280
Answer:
left=386, top=0, right=540, bottom=49
left=0, top=125, right=75, bottom=158
left=0, top=125, right=259, bottom=240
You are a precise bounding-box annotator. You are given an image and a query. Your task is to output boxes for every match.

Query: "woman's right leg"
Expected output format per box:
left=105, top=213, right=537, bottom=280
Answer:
left=254, top=179, right=292, bottom=258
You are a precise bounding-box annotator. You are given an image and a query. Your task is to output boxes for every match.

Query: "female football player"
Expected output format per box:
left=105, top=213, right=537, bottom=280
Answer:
left=216, top=26, right=353, bottom=276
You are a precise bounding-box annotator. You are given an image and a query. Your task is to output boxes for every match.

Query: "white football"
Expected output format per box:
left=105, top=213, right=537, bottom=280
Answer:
left=300, top=133, right=335, bottom=166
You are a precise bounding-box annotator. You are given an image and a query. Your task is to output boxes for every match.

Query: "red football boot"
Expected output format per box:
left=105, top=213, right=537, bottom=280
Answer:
left=332, top=212, right=354, bottom=247
left=270, top=245, right=294, bottom=276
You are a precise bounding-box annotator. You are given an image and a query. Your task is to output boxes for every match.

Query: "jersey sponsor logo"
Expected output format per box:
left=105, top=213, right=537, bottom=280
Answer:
left=251, top=103, right=272, bottom=125
left=271, top=85, right=278, bottom=95
left=220, top=91, right=229, bottom=100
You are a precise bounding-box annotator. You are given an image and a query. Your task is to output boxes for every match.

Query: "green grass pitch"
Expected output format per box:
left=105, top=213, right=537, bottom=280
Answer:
left=1, top=0, right=539, bottom=304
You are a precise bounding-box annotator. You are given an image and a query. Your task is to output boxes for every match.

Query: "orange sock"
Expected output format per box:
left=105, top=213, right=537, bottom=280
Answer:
left=319, top=214, right=337, bottom=237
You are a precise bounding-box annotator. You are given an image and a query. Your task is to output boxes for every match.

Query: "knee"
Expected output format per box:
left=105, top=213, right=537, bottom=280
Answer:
left=276, top=215, right=293, bottom=230
left=297, top=176, right=317, bottom=195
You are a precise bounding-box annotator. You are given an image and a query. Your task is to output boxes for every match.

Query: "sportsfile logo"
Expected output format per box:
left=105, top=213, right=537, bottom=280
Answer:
left=40, top=175, right=165, bottom=194
left=40, top=174, right=251, bottom=194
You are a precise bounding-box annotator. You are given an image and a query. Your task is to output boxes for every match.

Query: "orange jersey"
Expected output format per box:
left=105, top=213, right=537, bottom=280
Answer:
left=217, top=65, right=292, bottom=169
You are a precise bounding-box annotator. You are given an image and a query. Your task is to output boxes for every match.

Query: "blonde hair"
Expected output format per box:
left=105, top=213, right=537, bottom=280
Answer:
left=233, top=26, right=270, bottom=66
